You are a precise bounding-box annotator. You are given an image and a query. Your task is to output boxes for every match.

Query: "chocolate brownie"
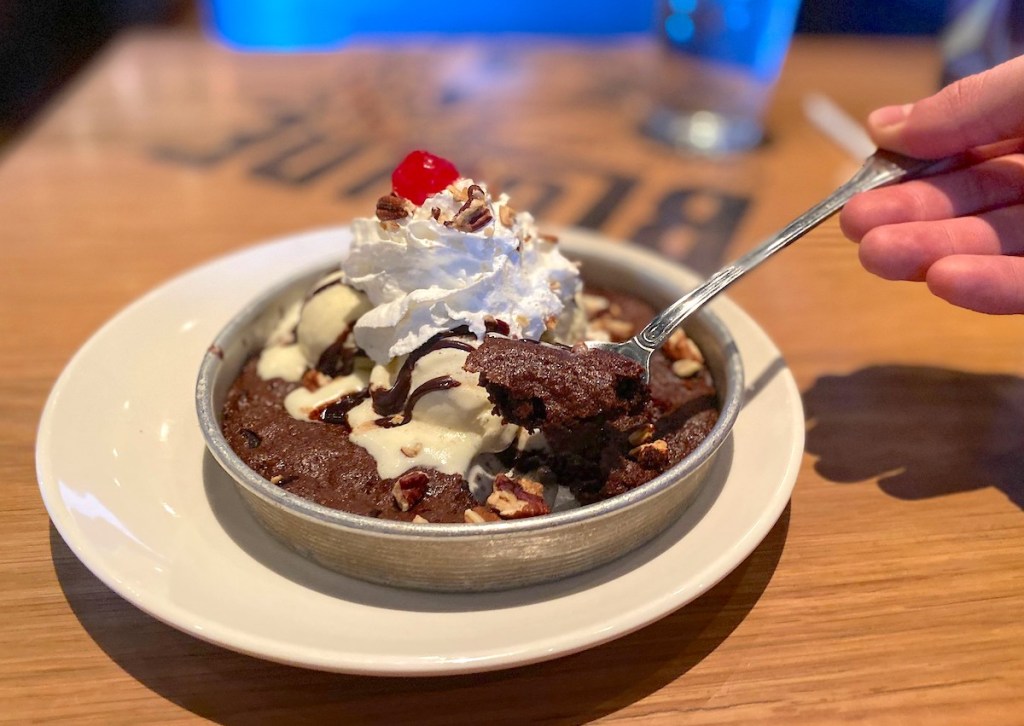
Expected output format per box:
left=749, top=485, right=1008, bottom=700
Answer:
left=221, top=287, right=718, bottom=522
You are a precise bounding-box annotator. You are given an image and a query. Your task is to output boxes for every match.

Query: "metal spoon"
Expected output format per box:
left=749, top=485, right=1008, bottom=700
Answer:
left=586, top=150, right=961, bottom=379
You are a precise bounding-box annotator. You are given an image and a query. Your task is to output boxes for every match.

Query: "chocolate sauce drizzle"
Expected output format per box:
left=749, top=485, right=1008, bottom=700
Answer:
left=375, top=376, right=460, bottom=429
left=316, top=322, right=511, bottom=430
left=316, top=328, right=358, bottom=378
left=371, top=333, right=474, bottom=417
left=308, top=273, right=345, bottom=299
left=315, top=389, right=370, bottom=428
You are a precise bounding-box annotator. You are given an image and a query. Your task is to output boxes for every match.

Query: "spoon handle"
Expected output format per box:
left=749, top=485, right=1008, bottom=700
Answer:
left=629, top=150, right=959, bottom=353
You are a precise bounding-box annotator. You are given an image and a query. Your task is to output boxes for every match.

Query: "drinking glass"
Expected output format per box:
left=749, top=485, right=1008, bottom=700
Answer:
left=645, top=0, right=803, bottom=154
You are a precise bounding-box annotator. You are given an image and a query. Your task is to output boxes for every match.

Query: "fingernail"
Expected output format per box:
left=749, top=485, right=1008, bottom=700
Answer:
left=869, top=103, right=912, bottom=129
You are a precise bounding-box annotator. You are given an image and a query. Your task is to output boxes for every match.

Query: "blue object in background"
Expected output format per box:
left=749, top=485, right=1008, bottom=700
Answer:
left=206, top=0, right=352, bottom=50
left=205, top=0, right=950, bottom=52
left=205, top=0, right=656, bottom=50
left=661, top=0, right=803, bottom=81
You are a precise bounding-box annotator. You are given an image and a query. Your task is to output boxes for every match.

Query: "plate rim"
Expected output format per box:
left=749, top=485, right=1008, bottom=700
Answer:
left=36, top=225, right=804, bottom=675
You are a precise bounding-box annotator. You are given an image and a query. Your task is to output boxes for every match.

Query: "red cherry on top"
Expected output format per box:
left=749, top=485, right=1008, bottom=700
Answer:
left=391, top=150, right=460, bottom=205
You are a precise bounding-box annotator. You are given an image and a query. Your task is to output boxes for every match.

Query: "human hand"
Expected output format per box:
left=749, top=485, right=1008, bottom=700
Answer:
left=839, top=54, right=1024, bottom=314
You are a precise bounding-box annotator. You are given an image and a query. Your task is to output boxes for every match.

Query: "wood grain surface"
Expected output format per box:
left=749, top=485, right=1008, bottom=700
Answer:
left=3, top=30, right=1023, bottom=725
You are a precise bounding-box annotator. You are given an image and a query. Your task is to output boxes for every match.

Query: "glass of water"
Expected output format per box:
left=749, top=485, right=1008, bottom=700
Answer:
left=645, top=0, right=803, bottom=154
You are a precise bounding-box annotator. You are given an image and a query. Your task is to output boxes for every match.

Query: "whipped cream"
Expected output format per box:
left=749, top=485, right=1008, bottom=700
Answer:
left=346, top=178, right=584, bottom=364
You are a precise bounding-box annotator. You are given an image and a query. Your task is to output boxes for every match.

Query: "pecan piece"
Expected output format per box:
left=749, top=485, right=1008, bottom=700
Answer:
left=400, top=442, right=423, bottom=458
left=627, top=423, right=654, bottom=447
left=581, top=293, right=611, bottom=317
left=498, top=204, right=516, bottom=227
left=662, top=329, right=704, bottom=363
left=629, top=439, right=670, bottom=469
left=590, top=316, right=634, bottom=341
left=301, top=368, right=324, bottom=391
left=376, top=193, right=409, bottom=221
left=671, top=359, right=703, bottom=378
left=392, top=470, right=429, bottom=512
left=446, top=184, right=492, bottom=232
left=464, top=506, right=501, bottom=523
left=486, top=475, right=550, bottom=519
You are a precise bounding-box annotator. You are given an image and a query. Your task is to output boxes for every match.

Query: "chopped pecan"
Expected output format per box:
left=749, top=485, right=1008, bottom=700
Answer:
left=400, top=442, right=423, bottom=458
left=464, top=506, right=501, bottom=523
left=685, top=338, right=704, bottom=362
left=376, top=194, right=409, bottom=221
left=591, top=316, right=634, bottom=341
left=483, top=315, right=510, bottom=335
left=486, top=474, right=550, bottom=519
left=301, top=369, right=324, bottom=391
left=446, top=184, right=492, bottom=232
left=392, top=470, right=429, bottom=512
left=581, top=293, right=611, bottom=317
left=671, top=359, right=703, bottom=378
left=498, top=204, right=516, bottom=227
left=662, top=329, right=704, bottom=363
left=629, top=439, right=670, bottom=469
left=627, top=423, right=654, bottom=447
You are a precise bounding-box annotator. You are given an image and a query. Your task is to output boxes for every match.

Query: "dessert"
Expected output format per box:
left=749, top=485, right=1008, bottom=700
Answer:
left=221, top=151, right=719, bottom=524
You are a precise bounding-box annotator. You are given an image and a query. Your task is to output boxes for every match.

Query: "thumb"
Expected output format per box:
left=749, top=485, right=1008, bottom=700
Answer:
left=867, top=54, right=1024, bottom=158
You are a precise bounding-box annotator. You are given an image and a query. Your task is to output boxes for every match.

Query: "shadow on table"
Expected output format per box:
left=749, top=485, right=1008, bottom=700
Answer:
left=804, top=364, right=1024, bottom=510
left=51, top=504, right=789, bottom=725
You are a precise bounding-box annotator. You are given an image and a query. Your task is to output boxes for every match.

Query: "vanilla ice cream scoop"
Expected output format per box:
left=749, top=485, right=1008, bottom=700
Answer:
left=257, top=270, right=371, bottom=385
left=346, top=337, right=518, bottom=479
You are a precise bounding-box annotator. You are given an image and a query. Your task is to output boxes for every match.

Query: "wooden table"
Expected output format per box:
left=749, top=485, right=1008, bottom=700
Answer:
left=4, top=29, right=1023, bottom=724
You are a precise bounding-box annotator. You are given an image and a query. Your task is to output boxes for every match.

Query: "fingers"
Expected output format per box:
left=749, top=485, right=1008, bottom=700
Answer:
left=927, top=255, right=1024, bottom=314
left=858, top=205, right=1024, bottom=281
left=868, top=54, right=1024, bottom=158
left=840, top=153, right=1024, bottom=242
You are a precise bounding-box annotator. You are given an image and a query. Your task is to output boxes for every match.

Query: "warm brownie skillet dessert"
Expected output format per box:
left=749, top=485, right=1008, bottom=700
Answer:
left=221, top=151, right=719, bottom=523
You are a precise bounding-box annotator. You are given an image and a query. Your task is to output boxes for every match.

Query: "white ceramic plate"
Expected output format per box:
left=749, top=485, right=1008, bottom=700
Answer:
left=37, top=227, right=804, bottom=676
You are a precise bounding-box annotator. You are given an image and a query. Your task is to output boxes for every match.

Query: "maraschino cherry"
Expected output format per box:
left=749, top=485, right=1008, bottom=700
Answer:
left=391, top=150, right=460, bottom=205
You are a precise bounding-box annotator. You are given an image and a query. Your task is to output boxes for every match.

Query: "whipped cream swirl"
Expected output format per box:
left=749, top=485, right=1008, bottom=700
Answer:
left=345, top=178, right=584, bottom=364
